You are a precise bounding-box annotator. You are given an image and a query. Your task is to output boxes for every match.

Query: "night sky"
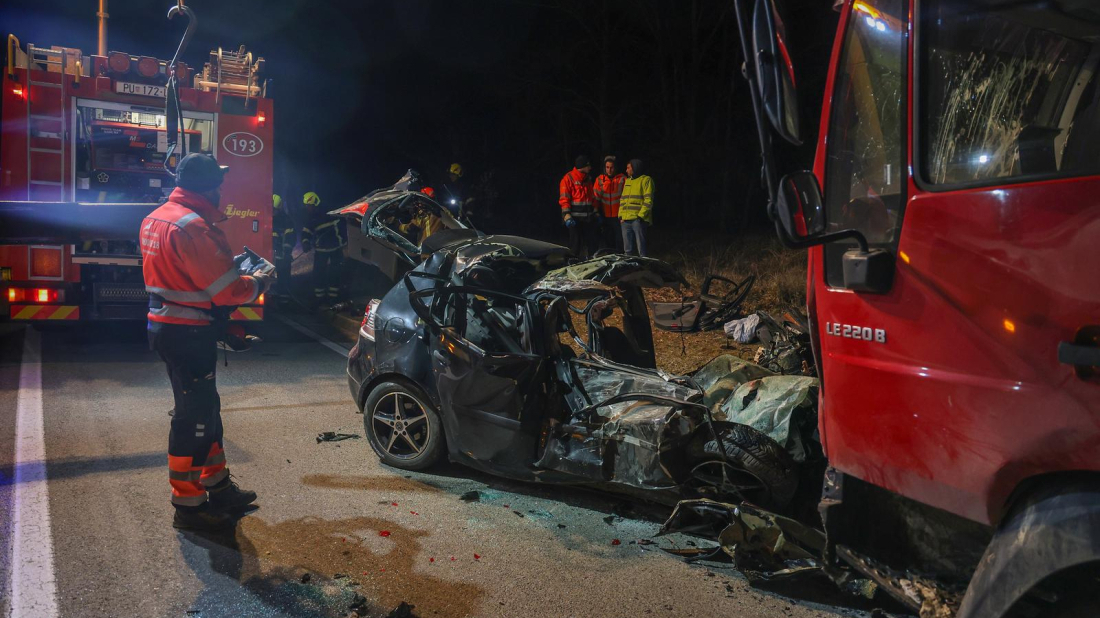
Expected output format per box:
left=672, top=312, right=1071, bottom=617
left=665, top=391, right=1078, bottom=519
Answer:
left=2, top=0, right=836, bottom=239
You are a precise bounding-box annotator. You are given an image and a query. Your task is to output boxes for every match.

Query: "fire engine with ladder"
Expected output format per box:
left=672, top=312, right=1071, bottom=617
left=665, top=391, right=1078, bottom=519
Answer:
left=0, top=2, right=273, bottom=322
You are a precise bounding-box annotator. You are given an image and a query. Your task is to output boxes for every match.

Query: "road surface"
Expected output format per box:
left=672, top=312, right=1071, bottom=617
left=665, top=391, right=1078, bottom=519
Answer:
left=0, top=314, right=875, bottom=618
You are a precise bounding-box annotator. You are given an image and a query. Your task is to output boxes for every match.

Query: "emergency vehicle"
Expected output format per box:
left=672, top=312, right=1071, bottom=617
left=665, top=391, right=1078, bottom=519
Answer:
left=742, top=0, right=1100, bottom=615
left=0, top=29, right=273, bottom=322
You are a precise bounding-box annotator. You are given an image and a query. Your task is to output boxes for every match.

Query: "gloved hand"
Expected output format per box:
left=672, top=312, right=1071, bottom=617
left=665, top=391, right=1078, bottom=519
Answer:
left=564, top=218, right=576, bottom=229
left=594, top=212, right=603, bottom=223
left=233, top=251, right=249, bottom=267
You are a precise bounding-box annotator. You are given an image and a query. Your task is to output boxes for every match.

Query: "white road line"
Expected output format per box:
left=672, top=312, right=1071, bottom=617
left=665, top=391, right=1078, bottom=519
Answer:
left=276, top=315, right=351, bottom=357
left=10, top=327, right=59, bottom=618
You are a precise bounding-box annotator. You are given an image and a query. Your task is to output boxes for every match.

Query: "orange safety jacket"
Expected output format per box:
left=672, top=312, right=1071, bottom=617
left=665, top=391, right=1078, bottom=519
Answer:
left=558, top=168, right=595, bottom=220
left=140, top=187, right=262, bottom=326
left=593, top=173, right=625, bottom=218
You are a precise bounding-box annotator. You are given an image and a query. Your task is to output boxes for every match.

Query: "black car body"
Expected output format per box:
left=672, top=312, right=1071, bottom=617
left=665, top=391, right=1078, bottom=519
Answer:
left=337, top=189, right=798, bottom=507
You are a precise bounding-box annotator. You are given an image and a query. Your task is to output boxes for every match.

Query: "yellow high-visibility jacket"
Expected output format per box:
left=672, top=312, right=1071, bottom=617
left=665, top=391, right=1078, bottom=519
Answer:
left=619, top=175, right=654, bottom=223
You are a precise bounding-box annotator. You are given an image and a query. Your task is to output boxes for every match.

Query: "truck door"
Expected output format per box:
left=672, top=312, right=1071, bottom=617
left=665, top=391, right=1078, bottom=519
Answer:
left=813, top=0, right=1100, bottom=524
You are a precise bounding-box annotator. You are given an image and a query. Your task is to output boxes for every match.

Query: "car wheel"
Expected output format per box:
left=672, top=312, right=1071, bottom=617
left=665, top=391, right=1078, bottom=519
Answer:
left=684, top=422, right=799, bottom=509
left=363, top=381, right=444, bottom=470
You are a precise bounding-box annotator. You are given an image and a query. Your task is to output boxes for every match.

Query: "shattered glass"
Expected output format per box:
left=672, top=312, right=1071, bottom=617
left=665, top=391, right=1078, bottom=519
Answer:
left=923, top=2, right=1096, bottom=184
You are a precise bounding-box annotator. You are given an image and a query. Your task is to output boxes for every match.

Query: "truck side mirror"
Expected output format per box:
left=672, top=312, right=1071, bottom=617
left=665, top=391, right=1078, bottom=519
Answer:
left=775, top=171, right=825, bottom=241
left=753, top=0, right=801, bottom=146
left=774, top=171, right=894, bottom=293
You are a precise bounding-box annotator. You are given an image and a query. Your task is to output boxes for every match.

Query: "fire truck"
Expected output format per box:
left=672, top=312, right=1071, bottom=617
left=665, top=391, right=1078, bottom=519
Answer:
left=0, top=18, right=273, bottom=322
left=738, top=0, right=1100, bottom=615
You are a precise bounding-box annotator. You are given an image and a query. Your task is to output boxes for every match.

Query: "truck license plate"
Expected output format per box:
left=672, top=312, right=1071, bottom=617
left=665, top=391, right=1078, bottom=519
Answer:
left=115, top=82, right=167, bottom=98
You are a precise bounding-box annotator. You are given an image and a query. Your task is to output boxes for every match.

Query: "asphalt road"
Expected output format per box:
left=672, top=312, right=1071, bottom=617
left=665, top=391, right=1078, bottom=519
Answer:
left=0, top=313, right=876, bottom=618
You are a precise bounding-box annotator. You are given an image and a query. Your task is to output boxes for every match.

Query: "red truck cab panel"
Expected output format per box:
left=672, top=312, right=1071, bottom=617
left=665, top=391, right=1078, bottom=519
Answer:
left=812, top=0, right=1100, bottom=525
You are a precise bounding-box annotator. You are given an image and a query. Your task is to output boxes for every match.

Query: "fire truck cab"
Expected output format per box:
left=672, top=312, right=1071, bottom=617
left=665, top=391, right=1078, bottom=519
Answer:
left=1, top=36, right=273, bottom=322
left=745, top=0, right=1100, bottom=614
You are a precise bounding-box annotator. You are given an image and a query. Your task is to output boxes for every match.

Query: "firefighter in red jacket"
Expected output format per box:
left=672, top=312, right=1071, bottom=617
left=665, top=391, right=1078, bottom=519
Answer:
left=140, top=153, right=272, bottom=531
left=592, top=155, right=625, bottom=252
left=559, top=155, right=598, bottom=258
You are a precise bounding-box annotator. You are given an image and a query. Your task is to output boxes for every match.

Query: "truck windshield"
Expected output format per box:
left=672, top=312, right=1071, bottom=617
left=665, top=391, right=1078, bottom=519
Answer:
left=823, top=0, right=907, bottom=287
left=922, top=2, right=1100, bottom=186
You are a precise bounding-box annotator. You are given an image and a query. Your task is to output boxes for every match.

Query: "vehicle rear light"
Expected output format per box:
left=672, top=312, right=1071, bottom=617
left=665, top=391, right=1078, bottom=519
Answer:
left=136, top=56, right=159, bottom=78
left=30, top=246, right=63, bottom=278
left=361, top=299, right=380, bottom=340
left=12, top=86, right=24, bottom=98
left=9, top=288, right=63, bottom=304
left=256, top=293, right=265, bottom=305
left=107, top=51, right=131, bottom=73
left=256, top=112, right=266, bottom=127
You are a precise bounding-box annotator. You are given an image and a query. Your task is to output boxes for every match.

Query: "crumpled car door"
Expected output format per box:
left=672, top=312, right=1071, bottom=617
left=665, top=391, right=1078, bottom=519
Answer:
left=412, top=282, right=551, bottom=471
left=329, top=191, right=476, bottom=264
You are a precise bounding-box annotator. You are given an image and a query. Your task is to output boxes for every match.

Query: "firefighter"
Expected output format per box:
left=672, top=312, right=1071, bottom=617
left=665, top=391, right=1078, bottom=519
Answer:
left=140, top=153, right=270, bottom=531
left=271, top=194, right=295, bottom=303
left=300, top=191, right=346, bottom=305
left=593, top=155, right=625, bottom=252
left=559, top=155, right=598, bottom=258
left=440, top=162, right=474, bottom=219
left=619, top=158, right=654, bottom=257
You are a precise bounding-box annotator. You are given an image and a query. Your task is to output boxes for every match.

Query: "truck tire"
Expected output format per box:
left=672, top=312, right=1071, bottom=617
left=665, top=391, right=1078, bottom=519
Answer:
left=363, top=381, right=445, bottom=471
left=685, top=422, right=799, bottom=509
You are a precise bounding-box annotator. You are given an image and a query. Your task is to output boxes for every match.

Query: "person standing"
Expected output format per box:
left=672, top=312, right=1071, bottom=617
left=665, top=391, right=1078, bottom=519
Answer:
left=271, top=194, right=295, bottom=304
left=593, top=155, right=625, bottom=252
left=619, top=158, right=653, bottom=257
left=300, top=191, right=346, bottom=305
left=440, top=163, right=474, bottom=219
left=559, top=155, right=598, bottom=258
left=140, top=153, right=270, bottom=531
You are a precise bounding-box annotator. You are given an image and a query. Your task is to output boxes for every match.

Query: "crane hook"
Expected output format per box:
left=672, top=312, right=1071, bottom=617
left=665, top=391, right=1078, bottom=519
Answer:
left=166, top=2, right=197, bottom=72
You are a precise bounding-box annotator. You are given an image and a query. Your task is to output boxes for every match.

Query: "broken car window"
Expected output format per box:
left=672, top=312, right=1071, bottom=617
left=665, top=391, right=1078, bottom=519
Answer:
left=440, top=291, right=530, bottom=356
left=922, top=1, right=1100, bottom=185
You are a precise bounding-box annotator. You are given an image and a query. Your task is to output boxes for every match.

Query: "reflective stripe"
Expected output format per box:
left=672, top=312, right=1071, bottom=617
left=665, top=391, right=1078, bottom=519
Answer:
left=171, top=493, right=207, bottom=506
left=149, top=304, right=212, bottom=321
left=204, top=451, right=226, bottom=467
left=316, top=246, right=343, bottom=253
left=315, top=221, right=337, bottom=231
left=146, top=286, right=210, bottom=303
left=169, top=469, right=202, bottom=482
left=204, top=266, right=242, bottom=299
left=176, top=212, right=202, bottom=227
left=201, top=467, right=229, bottom=487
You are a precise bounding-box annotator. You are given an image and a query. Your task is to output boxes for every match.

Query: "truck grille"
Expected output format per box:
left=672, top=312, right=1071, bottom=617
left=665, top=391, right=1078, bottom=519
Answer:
left=94, top=283, right=147, bottom=303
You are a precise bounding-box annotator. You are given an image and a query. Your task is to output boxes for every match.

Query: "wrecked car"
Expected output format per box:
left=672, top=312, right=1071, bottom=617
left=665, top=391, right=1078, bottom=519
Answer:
left=340, top=193, right=812, bottom=508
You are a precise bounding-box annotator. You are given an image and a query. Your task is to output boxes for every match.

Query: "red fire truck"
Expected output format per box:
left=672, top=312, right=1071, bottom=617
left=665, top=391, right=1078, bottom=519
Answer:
left=0, top=29, right=273, bottom=322
left=740, top=0, right=1100, bottom=615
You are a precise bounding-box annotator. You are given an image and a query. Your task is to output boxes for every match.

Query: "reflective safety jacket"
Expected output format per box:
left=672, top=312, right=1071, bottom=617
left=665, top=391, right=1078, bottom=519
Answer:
left=619, top=175, right=654, bottom=224
left=272, top=205, right=295, bottom=258
left=140, top=188, right=262, bottom=326
left=559, top=168, right=595, bottom=220
left=593, top=173, right=625, bottom=218
left=302, top=208, right=346, bottom=253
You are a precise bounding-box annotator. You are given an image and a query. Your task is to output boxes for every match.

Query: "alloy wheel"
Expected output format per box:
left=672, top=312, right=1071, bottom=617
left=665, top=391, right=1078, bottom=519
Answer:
left=371, top=391, right=431, bottom=460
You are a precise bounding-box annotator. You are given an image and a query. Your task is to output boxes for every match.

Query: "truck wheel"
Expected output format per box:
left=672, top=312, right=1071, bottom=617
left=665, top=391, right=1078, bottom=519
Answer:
left=685, top=422, right=799, bottom=509
left=363, top=381, right=444, bottom=471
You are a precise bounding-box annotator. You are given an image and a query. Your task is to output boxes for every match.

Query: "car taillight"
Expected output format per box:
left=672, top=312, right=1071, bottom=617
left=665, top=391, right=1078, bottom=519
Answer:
left=361, top=299, right=380, bottom=340
left=7, top=288, right=63, bottom=303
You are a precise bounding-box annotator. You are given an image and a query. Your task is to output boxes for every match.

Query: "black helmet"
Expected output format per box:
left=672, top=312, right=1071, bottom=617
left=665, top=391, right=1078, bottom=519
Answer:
left=175, top=153, right=228, bottom=192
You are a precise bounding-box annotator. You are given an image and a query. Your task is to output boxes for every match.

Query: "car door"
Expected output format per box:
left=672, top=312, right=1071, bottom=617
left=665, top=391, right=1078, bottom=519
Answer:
left=415, top=285, right=552, bottom=471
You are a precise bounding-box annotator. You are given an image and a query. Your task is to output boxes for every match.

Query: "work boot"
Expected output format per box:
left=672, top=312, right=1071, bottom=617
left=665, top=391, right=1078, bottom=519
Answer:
left=207, top=472, right=257, bottom=511
left=172, top=503, right=235, bottom=531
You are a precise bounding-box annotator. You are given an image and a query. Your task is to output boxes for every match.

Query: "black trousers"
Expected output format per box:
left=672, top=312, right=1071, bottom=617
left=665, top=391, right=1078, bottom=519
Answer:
left=274, top=250, right=292, bottom=297
left=567, top=218, right=600, bottom=259
left=313, top=249, right=344, bottom=300
left=150, top=324, right=227, bottom=507
left=600, top=217, right=623, bottom=252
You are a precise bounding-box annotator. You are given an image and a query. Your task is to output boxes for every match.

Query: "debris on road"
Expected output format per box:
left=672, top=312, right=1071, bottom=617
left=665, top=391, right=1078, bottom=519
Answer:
left=649, top=273, right=755, bottom=333
left=317, top=431, right=361, bottom=443
left=459, top=490, right=481, bottom=502
left=723, top=313, right=763, bottom=343
left=385, top=601, right=418, bottom=618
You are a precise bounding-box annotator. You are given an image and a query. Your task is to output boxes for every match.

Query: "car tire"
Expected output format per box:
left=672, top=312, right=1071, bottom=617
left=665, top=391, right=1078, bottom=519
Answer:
left=363, top=380, right=445, bottom=471
left=685, top=422, right=799, bottom=510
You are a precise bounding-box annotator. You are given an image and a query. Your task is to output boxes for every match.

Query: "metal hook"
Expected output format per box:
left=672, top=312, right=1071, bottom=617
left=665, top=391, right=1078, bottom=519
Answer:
left=166, top=3, right=198, bottom=71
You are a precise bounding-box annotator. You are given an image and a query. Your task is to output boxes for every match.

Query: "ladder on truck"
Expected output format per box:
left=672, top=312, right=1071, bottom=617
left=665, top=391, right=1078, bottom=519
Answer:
left=23, top=44, right=79, bottom=202
left=195, top=45, right=265, bottom=106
